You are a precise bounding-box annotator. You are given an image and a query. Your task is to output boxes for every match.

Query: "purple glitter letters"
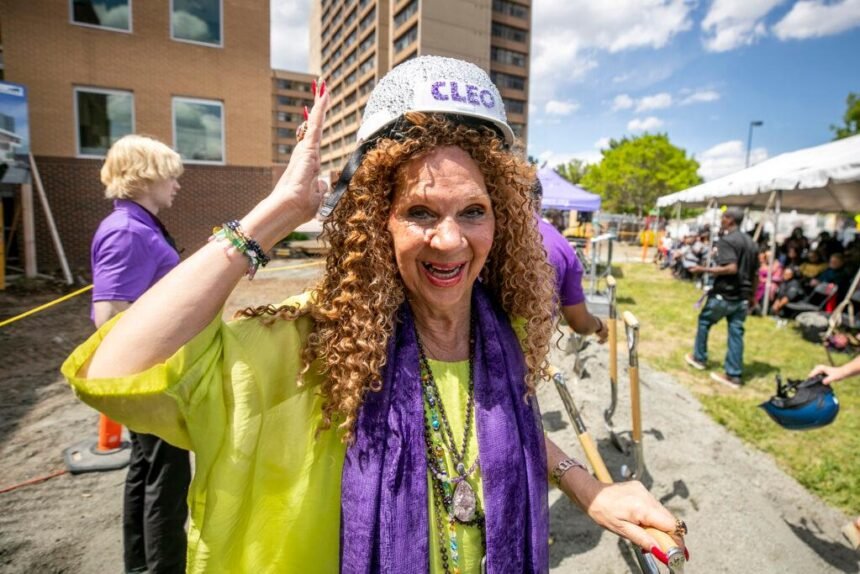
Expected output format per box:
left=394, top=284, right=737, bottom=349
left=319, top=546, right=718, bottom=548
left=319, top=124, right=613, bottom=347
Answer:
left=431, top=81, right=449, bottom=101
left=450, top=81, right=467, bottom=102
left=429, top=81, right=495, bottom=110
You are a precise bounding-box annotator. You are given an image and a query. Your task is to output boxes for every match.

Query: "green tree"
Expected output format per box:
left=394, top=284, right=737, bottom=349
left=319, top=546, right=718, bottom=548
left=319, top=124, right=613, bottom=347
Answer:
left=555, top=158, right=588, bottom=184
left=831, top=93, right=860, bottom=140
left=581, top=133, right=701, bottom=216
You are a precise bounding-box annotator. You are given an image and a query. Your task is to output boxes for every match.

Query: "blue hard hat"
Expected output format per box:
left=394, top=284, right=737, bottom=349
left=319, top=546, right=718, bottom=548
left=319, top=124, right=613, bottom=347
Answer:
left=760, top=373, right=839, bottom=430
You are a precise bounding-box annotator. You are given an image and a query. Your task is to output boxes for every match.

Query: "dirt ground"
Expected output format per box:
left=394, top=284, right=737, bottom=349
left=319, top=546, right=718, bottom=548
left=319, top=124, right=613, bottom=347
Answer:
left=1, top=258, right=857, bottom=573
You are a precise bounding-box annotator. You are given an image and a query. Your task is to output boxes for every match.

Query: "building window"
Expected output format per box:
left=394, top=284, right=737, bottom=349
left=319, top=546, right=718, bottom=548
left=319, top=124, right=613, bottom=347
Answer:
left=359, top=7, right=375, bottom=32
left=277, top=111, right=299, bottom=123
left=510, top=122, right=524, bottom=137
left=493, top=0, right=528, bottom=19
left=394, top=24, right=417, bottom=54
left=171, top=0, right=222, bottom=47
left=74, top=87, right=134, bottom=157
left=491, top=46, right=526, bottom=67
left=491, top=71, right=526, bottom=91
left=504, top=98, right=525, bottom=115
left=71, top=0, right=131, bottom=32
left=492, top=22, right=527, bottom=43
left=277, top=144, right=293, bottom=155
left=359, top=31, right=376, bottom=54
left=173, top=97, right=224, bottom=164
left=277, top=79, right=311, bottom=92
left=394, top=0, right=418, bottom=29
left=276, top=127, right=292, bottom=139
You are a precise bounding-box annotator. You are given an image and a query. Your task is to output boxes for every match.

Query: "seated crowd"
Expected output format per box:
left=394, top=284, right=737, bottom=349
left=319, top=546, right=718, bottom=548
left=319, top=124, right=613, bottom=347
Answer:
left=658, top=226, right=860, bottom=318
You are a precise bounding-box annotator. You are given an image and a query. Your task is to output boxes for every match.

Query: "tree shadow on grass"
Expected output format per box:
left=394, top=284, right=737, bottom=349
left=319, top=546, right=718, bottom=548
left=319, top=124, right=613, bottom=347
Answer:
left=616, top=296, right=636, bottom=305
left=783, top=517, right=859, bottom=573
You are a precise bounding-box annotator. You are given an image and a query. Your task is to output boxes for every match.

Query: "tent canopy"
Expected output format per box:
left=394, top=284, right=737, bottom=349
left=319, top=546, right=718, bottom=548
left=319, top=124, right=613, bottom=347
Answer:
left=656, top=134, right=860, bottom=212
left=537, top=167, right=602, bottom=212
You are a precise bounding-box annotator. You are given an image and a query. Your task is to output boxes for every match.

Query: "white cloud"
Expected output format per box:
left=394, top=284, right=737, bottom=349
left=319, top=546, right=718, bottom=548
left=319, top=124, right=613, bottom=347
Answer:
left=271, top=0, right=311, bottom=71
left=701, top=0, right=786, bottom=52
left=636, top=92, right=673, bottom=112
left=538, top=148, right=602, bottom=168
left=532, top=0, right=693, bottom=92
left=773, top=0, right=860, bottom=40
left=696, top=140, right=769, bottom=180
left=595, top=137, right=612, bottom=149
left=628, top=116, right=664, bottom=131
left=680, top=89, right=721, bottom=105
left=612, top=94, right=635, bottom=111
left=545, top=100, right=581, bottom=115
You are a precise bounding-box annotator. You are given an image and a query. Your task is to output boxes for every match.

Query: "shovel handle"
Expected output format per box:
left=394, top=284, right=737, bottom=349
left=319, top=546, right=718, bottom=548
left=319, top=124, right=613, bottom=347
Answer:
left=579, top=432, right=613, bottom=484
left=644, top=527, right=687, bottom=571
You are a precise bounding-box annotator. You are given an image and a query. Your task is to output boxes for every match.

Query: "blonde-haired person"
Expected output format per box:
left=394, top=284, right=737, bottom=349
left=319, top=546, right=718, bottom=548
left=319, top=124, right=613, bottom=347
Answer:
left=65, top=58, right=683, bottom=572
left=91, top=134, right=189, bottom=574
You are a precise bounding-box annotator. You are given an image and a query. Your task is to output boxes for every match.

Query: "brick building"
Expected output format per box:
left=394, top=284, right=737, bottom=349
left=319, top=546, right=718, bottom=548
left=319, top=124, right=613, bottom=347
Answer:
left=314, top=0, right=532, bottom=177
left=1, top=0, right=272, bottom=274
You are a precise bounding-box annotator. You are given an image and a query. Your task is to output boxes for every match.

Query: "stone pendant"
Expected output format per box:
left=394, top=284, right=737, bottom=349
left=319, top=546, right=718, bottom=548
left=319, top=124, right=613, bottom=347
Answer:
left=452, top=480, right=477, bottom=523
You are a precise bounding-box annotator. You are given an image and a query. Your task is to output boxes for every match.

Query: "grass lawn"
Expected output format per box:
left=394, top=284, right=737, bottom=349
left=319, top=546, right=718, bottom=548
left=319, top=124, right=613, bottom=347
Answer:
left=614, top=262, right=859, bottom=514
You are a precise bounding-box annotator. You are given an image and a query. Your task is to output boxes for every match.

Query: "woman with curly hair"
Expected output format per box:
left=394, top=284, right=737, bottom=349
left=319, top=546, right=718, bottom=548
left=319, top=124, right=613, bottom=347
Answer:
left=63, top=57, right=681, bottom=573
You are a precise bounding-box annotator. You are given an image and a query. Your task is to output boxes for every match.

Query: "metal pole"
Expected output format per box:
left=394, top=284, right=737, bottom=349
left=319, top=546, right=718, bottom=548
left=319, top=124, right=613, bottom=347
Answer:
left=763, top=190, right=782, bottom=316
left=746, top=120, right=763, bottom=168
left=703, top=200, right=717, bottom=286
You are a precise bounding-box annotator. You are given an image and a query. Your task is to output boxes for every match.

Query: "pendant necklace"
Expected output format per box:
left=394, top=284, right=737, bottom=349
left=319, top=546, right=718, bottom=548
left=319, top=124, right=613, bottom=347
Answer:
left=416, top=319, right=480, bottom=523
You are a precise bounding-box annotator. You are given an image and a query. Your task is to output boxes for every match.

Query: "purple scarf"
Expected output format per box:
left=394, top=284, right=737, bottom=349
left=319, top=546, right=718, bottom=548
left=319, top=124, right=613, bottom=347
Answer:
left=340, top=284, right=549, bottom=573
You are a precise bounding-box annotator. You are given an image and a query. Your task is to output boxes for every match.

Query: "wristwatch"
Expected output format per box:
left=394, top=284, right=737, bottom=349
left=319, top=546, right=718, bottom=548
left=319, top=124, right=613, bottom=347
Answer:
left=551, top=457, right=587, bottom=486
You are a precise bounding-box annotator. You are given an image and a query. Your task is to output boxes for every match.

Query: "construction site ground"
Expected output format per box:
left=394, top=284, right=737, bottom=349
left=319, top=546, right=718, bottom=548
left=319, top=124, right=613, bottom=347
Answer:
left=0, top=257, right=856, bottom=573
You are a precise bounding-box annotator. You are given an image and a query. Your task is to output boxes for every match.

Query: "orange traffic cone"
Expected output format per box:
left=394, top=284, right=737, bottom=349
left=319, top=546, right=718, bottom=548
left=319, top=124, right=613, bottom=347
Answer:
left=97, top=414, right=124, bottom=451
left=63, top=413, right=131, bottom=473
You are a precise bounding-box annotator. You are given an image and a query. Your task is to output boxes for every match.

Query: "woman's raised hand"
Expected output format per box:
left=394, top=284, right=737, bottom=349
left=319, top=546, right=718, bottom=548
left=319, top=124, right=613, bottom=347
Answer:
left=270, top=78, right=331, bottom=226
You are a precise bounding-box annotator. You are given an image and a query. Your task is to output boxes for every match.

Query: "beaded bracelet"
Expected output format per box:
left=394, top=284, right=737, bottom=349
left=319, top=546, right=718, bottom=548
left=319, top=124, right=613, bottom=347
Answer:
left=209, top=220, right=270, bottom=279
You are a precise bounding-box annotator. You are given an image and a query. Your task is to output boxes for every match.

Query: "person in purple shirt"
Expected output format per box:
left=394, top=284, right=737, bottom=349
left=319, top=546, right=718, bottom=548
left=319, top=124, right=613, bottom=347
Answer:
left=91, top=134, right=189, bottom=574
left=534, top=179, right=609, bottom=343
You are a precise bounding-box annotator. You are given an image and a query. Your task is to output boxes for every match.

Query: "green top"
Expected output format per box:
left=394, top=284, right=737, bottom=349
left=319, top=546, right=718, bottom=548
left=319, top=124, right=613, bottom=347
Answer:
left=61, top=295, right=485, bottom=573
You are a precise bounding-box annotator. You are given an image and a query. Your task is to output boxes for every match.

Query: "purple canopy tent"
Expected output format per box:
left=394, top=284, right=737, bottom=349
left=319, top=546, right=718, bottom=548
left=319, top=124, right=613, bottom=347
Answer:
left=537, top=167, right=601, bottom=212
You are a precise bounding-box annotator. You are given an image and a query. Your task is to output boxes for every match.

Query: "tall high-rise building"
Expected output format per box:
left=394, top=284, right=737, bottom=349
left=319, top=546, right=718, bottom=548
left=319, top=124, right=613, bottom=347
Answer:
left=315, top=0, right=531, bottom=176
left=272, top=70, right=316, bottom=165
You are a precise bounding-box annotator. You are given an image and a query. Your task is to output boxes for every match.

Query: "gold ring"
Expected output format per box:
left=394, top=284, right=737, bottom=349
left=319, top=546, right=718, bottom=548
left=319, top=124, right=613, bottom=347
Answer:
left=674, top=518, right=688, bottom=537
left=296, top=121, right=308, bottom=142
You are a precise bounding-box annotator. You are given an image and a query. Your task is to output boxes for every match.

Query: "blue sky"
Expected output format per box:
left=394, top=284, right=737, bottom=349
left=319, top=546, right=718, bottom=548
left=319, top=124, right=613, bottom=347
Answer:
left=272, top=0, right=859, bottom=181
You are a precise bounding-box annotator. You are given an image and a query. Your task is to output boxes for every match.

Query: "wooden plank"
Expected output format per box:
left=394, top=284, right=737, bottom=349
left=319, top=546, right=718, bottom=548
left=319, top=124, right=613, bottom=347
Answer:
left=20, top=183, right=36, bottom=278
left=30, top=153, right=73, bottom=284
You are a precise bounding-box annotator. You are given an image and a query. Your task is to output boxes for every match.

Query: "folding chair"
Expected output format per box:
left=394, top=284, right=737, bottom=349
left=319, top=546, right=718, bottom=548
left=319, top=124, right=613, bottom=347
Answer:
left=786, top=282, right=838, bottom=315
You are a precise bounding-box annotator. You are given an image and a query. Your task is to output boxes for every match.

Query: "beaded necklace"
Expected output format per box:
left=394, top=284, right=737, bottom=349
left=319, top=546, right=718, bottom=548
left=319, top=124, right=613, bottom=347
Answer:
left=416, top=318, right=486, bottom=574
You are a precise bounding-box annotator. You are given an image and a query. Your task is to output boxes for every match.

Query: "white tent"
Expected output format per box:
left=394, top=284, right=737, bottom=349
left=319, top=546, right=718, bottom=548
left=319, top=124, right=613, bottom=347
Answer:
left=657, top=134, right=860, bottom=316
left=657, top=134, right=860, bottom=211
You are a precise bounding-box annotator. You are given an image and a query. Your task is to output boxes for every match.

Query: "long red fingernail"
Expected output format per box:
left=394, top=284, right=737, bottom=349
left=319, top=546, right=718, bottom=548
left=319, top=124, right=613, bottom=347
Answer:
left=311, top=79, right=317, bottom=96
left=303, top=106, right=309, bottom=121
left=320, top=80, right=326, bottom=97
left=650, top=546, right=668, bottom=566
left=684, top=547, right=690, bottom=561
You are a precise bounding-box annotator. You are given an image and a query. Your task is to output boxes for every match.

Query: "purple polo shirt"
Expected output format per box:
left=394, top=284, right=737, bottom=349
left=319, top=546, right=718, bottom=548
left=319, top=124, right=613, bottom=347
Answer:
left=90, top=199, right=180, bottom=321
left=539, top=219, right=586, bottom=307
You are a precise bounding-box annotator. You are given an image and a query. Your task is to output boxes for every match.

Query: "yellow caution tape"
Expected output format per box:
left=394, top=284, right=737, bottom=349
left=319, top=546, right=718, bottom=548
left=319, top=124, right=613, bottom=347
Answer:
left=0, top=284, right=94, bottom=329
left=0, top=260, right=326, bottom=329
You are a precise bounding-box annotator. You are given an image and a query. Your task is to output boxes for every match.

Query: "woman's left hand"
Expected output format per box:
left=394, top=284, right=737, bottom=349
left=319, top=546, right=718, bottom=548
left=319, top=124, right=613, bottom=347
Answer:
left=585, top=480, right=681, bottom=554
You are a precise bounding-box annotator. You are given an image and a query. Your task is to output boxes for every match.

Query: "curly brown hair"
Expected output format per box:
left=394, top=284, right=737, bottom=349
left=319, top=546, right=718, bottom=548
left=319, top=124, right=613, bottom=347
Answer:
left=242, top=113, right=556, bottom=442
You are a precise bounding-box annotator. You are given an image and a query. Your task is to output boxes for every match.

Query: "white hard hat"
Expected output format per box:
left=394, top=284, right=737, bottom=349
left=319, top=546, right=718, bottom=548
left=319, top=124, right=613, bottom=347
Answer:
left=319, top=55, right=514, bottom=219
left=356, top=55, right=514, bottom=146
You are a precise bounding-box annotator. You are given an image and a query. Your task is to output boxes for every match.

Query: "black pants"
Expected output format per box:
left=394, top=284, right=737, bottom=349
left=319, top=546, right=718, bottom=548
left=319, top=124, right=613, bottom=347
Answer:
left=123, top=431, right=191, bottom=574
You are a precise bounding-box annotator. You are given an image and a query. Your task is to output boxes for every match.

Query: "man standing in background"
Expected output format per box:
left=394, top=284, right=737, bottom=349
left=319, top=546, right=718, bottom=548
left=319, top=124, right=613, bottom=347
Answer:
left=685, top=207, right=758, bottom=388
